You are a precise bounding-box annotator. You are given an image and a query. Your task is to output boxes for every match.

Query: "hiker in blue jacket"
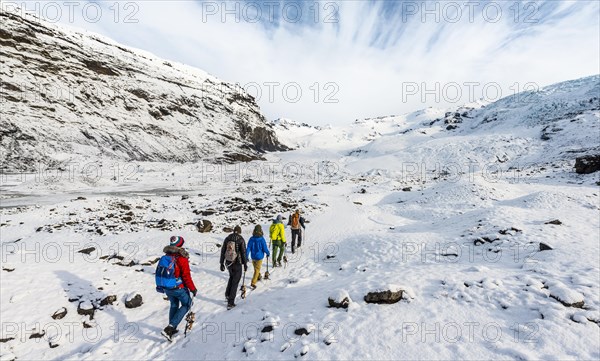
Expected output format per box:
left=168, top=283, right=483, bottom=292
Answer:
left=246, top=225, right=270, bottom=290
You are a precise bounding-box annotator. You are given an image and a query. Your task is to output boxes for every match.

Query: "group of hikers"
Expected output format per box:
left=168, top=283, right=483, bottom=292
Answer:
left=155, top=209, right=307, bottom=341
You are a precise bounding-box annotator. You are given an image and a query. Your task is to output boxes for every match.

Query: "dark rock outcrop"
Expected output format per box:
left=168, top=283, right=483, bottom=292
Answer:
left=575, top=155, right=600, bottom=174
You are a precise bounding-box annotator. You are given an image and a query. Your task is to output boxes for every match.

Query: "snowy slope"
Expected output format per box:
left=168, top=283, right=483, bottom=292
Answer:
left=0, top=9, right=287, bottom=172
left=1, top=67, right=599, bottom=361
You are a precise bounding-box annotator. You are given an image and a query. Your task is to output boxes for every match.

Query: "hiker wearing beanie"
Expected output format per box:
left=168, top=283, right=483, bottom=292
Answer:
left=269, top=215, right=286, bottom=267
left=220, top=225, right=248, bottom=309
left=157, top=236, right=197, bottom=341
left=246, top=225, right=270, bottom=289
left=287, top=209, right=306, bottom=254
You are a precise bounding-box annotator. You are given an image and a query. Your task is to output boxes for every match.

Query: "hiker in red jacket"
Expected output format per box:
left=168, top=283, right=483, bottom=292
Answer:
left=161, top=236, right=197, bottom=341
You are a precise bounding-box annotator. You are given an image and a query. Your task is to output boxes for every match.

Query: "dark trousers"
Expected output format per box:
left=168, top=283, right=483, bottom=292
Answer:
left=291, top=229, right=302, bottom=253
left=225, top=263, right=242, bottom=305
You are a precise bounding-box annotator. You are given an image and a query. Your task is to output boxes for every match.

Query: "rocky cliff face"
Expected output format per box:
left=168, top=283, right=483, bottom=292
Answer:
left=0, top=9, right=287, bottom=172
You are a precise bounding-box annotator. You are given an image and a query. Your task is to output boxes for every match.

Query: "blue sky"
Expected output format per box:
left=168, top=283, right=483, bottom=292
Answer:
left=18, top=0, right=600, bottom=125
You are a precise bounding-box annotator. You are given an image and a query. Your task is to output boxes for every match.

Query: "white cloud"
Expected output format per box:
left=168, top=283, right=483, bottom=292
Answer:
left=19, top=0, right=600, bottom=125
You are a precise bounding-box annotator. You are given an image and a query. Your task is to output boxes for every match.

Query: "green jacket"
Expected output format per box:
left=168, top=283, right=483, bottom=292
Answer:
left=269, top=222, right=286, bottom=243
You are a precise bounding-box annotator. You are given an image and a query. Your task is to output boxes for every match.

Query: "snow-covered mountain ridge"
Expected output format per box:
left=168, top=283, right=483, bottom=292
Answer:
left=272, top=75, right=599, bottom=179
left=0, top=9, right=287, bottom=172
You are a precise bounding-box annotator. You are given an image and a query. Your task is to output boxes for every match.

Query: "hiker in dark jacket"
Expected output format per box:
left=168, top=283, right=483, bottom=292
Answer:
left=246, top=225, right=270, bottom=290
left=287, top=209, right=306, bottom=254
left=161, top=236, right=197, bottom=340
left=220, top=226, right=248, bottom=309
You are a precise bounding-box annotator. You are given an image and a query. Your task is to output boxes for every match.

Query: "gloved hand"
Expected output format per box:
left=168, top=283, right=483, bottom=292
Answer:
left=192, top=289, right=197, bottom=297
left=220, top=264, right=225, bottom=272
left=244, top=264, right=248, bottom=272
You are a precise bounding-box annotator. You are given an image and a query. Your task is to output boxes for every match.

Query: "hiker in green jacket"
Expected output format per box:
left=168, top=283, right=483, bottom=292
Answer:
left=269, top=215, right=286, bottom=267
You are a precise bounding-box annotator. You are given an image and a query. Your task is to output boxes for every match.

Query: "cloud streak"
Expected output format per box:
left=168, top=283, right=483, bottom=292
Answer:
left=14, top=0, right=600, bottom=125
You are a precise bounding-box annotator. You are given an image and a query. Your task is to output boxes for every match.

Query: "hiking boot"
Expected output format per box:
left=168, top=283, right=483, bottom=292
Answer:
left=250, top=284, right=257, bottom=290
left=161, top=325, right=176, bottom=341
left=227, top=303, right=236, bottom=310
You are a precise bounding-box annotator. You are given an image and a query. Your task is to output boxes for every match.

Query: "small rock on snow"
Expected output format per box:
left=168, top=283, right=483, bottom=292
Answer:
left=51, top=307, right=67, bottom=320
left=544, top=219, right=562, bottom=225
left=125, top=294, right=143, bottom=309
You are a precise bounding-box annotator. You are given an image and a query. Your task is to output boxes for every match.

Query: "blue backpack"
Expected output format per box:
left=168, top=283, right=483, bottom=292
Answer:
left=155, top=255, right=183, bottom=293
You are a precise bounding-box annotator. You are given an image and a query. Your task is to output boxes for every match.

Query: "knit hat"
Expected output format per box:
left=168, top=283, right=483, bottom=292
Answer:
left=234, top=225, right=242, bottom=234
left=275, top=215, right=283, bottom=223
left=253, top=225, right=263, bottom=237
left=170, top=236, right=185, bottom=248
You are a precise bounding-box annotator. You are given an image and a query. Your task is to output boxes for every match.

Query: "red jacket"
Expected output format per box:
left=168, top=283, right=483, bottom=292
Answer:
left=164, top=246, right=197, bottom=292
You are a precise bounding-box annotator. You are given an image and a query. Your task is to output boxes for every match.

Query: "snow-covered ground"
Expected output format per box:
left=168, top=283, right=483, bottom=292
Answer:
left=1, top=70, right=599, bottom=361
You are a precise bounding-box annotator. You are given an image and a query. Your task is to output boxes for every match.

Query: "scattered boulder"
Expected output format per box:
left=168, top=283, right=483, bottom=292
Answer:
left=294, top=324, right=315, bottom=336
left=575, top=155, right=600, bottom=174
left=548, top=283, right=585, bottom=308
left=291, top=328, right=307, bottom=337
left=539, top=243, right=553, bottom=251
left=294, top=345, right=309, bottom=358
left=402, top=187, right=412, bottom=192
left=30, top=330, right=46, bottom=339
left=498, top=227, right=522, bottom=235
left=360, top=188, right=367, bottom=194
left=51, top=307, right=67, bottom=320
left=100, top=295, right=117, bottom=306
left=2, top=267, right=15, bottom=272
left=545, top=219, right=562, bottom=225
left=328, top=289, right=351, bottom=309
left=196, top=219, right=213, bottom=233
left=261, top=325, right=274, bottom=333
left=0, top=337, right=15, bottom=343
left=77, top=301, right=95, bottom=319
left=201, top=209, right=217, bottom=216
left=550, top=294, right=584, bottom=309
left=181, top=195, right=190, bottom=200
left=474, top=238, right=486, bottom=246
left=242, top=339, right=257, bottom=355
left=223, top=227, right=234, bottom=233
left=141, top=257, right=160, bottom=266
left=83, top=320, right=97, bottom=329
left=364, top=286, right=403, bottom=304
left=77, top=247, right=96, bottom=255
left=125, top=294, right=143, bottom=309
